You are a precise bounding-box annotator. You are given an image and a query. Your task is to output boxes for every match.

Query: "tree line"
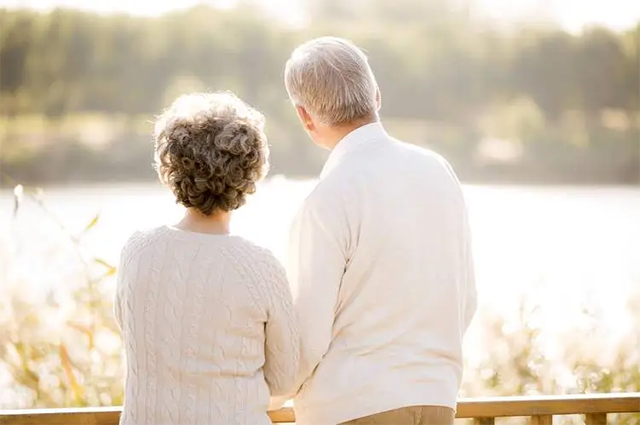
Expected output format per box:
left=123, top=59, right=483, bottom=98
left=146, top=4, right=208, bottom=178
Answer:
left=0, top=2, right=638, bottom=184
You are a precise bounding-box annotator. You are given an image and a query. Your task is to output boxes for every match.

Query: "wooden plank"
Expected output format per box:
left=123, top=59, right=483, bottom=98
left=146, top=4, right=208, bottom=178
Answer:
left=0, top=393, right=637, bottom=424
left=0, top=407, right=297, bottom=425
left=473, top=418, right=495, bottom=425
left=0, top=406, right=121, bottom=425
left=269, top=408, right=296, bottom=423
left=531, top=415, right=553, bottom=425
left=456, top=392, right=640, bottom=418
left=585, top=413, right=607, bottom=425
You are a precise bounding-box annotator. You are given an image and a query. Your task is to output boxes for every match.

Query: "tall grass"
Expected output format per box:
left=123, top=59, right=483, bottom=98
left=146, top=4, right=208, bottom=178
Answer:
left=1, top=182, right=123, bottom=408
left=1, top=183, right=638, bottom=424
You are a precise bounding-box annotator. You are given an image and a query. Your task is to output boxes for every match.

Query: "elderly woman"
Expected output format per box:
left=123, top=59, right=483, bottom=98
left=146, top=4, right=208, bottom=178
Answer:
left=114, top=92, right=299, bottom=425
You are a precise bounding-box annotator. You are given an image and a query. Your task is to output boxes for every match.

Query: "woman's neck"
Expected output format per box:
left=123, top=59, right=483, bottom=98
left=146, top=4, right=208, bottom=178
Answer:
left=174, top=208, right=231, bottom=235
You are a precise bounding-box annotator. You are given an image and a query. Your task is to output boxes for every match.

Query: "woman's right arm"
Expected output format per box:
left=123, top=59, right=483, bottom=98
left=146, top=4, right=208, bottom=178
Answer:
left=262, top=257, right=300, bottom=399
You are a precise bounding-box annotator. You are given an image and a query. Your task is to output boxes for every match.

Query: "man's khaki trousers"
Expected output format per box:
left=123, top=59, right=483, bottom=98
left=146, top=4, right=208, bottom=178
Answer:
left=339, top=405, right=455, bottom=425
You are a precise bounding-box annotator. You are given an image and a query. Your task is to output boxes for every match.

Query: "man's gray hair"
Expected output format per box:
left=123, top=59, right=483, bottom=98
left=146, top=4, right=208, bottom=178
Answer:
left=284, top=37, right=379, bottom=126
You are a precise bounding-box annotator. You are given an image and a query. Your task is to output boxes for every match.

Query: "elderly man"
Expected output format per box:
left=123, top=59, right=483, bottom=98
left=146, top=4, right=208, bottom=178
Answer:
left=283, top=37, right=477, bottom=425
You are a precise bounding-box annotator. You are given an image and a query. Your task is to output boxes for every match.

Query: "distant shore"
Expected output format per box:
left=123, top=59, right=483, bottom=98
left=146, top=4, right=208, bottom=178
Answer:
left=1, top=175, right=639, bottom=193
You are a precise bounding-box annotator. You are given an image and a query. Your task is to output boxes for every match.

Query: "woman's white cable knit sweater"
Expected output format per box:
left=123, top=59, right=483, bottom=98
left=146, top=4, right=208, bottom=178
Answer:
left=114, top=225, right=300, bottom=425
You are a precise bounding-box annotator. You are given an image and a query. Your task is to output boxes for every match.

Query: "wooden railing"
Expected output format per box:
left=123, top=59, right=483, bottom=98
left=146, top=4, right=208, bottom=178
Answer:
left=0, top=393, right=638, bottom=424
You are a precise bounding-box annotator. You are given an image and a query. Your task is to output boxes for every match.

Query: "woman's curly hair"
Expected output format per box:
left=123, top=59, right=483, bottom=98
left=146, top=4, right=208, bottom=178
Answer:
left=153, top=92, right=269, bottom=215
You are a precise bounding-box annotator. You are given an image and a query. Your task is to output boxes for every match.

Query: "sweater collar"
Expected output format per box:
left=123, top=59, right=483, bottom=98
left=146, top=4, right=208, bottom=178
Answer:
left=320, top=121, right=387, bottom=179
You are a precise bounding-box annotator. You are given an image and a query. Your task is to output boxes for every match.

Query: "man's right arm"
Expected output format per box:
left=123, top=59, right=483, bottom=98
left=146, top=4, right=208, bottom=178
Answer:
left=440, top=154, right=477, bottom=330
left=461, top=196, right=477, bottom=331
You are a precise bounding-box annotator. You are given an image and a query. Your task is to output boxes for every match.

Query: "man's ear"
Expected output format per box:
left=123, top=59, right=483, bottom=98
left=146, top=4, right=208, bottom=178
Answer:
left=375, top=88, right=381, bottom=111
left=296, top=105, right=315, bottom=132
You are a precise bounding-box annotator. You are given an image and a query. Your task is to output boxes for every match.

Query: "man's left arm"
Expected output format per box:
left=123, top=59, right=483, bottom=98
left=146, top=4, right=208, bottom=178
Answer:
left=286, top=190, right=348, bottom=393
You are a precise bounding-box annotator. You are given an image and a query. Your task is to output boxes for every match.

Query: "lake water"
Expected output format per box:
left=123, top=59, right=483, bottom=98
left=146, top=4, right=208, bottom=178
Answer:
left=1, top=180, right=639, bottom=397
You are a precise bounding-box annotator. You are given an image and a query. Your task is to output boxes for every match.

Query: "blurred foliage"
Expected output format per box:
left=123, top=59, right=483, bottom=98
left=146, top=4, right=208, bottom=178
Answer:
left=0, top=2, right=638, bottom=184
left=461, top=297, right=640, bottom=424
left=1, top=183, right=639, bottom=425
left=0, top=182, right=124, bottom=408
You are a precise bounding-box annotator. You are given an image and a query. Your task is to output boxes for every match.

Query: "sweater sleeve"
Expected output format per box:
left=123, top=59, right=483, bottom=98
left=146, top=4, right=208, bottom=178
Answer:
left=262, top=255, right=301, bottom=399
left=114, top=287, right=123, bottom=331
left=114, top=231, right=144, bottom=332
left=113, top=236, right=132, bottom=331
left=463, top=212, right=478, bottom=331
left=286, top=188, right=348, bottom=391
left=442, top=156, right=477, bottom=332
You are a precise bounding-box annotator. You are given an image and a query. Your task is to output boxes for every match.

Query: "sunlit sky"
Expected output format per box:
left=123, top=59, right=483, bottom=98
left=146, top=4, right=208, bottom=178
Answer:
left=2, top=0, right=640, bottom=32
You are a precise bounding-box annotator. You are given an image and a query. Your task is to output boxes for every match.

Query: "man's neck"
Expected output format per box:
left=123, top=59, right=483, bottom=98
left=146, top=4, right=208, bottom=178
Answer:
left=323, top=117, right=379, bottom=150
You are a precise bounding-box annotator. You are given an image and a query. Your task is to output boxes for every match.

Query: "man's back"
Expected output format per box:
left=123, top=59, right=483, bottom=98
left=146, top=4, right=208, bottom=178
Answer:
left=287, top=123, right=477, bottom=425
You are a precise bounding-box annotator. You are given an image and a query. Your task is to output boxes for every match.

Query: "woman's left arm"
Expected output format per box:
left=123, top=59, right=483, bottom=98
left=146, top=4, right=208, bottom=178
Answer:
left=113, top=231, right=141, bottom=332
left=114, top=288, right=123, bottom=330
left=113, top=247, right=129, bottom=331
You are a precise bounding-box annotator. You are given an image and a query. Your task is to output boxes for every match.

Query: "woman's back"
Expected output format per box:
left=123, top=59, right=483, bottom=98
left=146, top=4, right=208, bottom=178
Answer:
left=115, top=226, right=298, bottom=425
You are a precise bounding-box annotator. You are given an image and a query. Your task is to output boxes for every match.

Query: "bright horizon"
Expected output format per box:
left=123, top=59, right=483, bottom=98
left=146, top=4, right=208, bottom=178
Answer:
left=1, top=0, right=640, bottom=32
